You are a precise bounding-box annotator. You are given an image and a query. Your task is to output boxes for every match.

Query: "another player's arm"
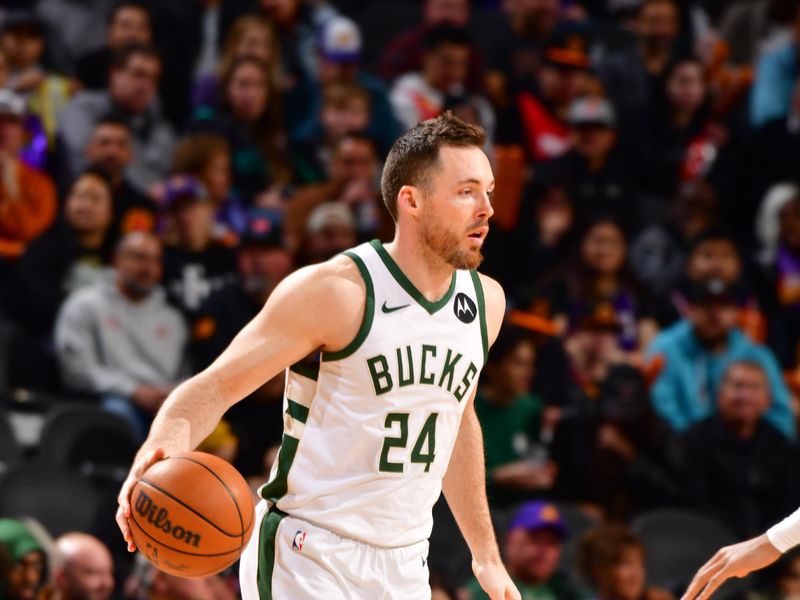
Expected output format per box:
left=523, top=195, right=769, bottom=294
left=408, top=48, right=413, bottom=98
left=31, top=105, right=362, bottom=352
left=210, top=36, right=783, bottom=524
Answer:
left=442, top=274, right=520, bottom=600
left=681, top=506, right=800, bottom=600
left=116, top=256, right=365, bottom=551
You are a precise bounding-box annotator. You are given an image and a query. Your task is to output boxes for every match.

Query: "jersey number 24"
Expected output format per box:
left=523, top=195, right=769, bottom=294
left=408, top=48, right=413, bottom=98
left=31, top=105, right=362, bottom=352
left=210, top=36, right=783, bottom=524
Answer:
left=379, top=413, right=438, bottom=473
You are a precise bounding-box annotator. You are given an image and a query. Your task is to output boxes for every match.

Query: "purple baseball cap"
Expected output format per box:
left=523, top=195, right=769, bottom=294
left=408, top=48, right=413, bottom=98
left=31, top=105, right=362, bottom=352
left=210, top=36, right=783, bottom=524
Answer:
left=508, top=501, right=568, bottom=538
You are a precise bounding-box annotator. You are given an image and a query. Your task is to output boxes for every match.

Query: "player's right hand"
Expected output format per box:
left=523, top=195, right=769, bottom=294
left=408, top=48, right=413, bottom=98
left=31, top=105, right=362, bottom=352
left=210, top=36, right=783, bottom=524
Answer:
left=116, top=447, right=167, bottom=552
left=681, top=534, right=781, bottom=600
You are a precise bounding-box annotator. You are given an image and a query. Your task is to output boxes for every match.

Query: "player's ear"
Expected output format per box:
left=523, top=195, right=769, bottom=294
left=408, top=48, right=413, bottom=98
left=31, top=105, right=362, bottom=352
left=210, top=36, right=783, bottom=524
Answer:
left=397, top=185, right=420, bottom=217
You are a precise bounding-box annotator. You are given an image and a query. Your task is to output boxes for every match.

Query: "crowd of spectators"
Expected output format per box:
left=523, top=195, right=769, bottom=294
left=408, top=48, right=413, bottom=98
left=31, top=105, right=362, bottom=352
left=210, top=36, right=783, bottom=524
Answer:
left=3, top=0, right=800, bottom=598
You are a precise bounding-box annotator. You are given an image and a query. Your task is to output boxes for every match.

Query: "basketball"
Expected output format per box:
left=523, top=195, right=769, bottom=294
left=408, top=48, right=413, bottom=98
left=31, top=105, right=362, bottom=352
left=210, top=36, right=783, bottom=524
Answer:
left=128, top=451, right=255, bottom=578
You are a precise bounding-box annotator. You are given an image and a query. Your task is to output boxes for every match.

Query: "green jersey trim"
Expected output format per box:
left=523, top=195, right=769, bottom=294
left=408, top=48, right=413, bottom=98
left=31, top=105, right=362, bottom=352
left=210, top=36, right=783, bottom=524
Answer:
left=260, top=434, right=300, bottom=502
left=286, top=399, right=309, bottom=424
left=369, top=239, right=456, bottom=315
left=256, top=507, right=287, bottom=600
left=289, top=362, right=319, bottom=381
left=322, top=250, right=375, bottom=362
left=470, top=270, right=488, bottom=364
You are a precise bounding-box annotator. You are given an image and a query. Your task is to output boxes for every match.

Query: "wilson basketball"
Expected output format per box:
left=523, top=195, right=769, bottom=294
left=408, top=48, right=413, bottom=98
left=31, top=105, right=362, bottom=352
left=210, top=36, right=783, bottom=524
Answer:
left=128, top=451, right=255, bottom=578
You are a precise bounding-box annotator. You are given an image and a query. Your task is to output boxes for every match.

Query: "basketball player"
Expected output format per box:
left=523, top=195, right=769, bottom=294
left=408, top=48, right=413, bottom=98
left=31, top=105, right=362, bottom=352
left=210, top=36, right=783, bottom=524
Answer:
left=682, top=509, right=800, bottom=599
left=116, top=113, right=521, bottom=600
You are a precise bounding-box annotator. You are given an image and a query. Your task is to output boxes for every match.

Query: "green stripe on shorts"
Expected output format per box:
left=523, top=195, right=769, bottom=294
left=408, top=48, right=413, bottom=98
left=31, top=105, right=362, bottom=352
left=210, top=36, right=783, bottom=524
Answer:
left=256, top=508, right=287, bottom=600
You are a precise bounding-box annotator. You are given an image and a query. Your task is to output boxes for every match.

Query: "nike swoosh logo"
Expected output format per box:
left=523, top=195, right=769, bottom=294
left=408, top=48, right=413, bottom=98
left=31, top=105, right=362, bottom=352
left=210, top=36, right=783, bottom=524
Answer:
left=382, top=301, right=410, bottom=313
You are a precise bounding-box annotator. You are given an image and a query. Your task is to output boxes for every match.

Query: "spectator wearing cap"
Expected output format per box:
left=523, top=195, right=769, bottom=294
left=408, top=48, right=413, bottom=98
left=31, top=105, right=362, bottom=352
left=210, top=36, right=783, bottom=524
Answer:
left=0, top=10, right=73, bottom=146
left=74, top=1, right=152, bottom=91
left=577, top=524, right=673, bottom=600
left=597, top=0, right=682, bottom=125
left=300, top=201, right=358, bottom=266
left=389, top=25, right=494, bottom=137
left=290, top=15, right=400, bottom=157
left=55, top=231, right=188, bottom=439
left=2, top=169, right=117, bottom=390
left=378, top=0, right=484, bottom=91
left=0, top=519, right=47, bottom=600
left=681, top=360, right=800, bottom=538
left=191, top=208, right=293, bottom=479
left=477, top=0, right=562, bottom=107
left=57, top=43, right=175, bottom=191
left=496, top=29, right=593, bottom=164
left=285, top=134, right=385, bottom=253
left=81, top=114, right=157, bottom=237
left=170, top=133, right=247, bottom=241
left=190, top=55, right=291, bottom=203
left=461, top=501, right=580, bottom=600
left=474, top=326, right=557, bottom=509
left=160, top=175, right=238, bottom=317
left=535, top=96, right=642, bottom=234
left=0, top=89, right=57, bottom=260
left=645, top=277, right=795, bottom=439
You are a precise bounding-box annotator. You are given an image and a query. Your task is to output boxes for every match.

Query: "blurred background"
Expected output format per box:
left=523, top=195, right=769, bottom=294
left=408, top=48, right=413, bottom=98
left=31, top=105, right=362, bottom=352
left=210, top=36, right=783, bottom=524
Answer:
left=2, top=0, right=800, bottom=598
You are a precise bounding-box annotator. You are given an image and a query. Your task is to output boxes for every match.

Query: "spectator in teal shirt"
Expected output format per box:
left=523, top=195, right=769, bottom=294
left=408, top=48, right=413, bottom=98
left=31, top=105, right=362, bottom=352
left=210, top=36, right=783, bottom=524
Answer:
left=645, top=278, right=795, bottom=439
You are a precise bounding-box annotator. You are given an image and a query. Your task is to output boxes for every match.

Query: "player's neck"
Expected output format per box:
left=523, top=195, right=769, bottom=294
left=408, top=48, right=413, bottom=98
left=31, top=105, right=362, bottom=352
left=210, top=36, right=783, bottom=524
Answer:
left=385, top=233, right=455, bottom=303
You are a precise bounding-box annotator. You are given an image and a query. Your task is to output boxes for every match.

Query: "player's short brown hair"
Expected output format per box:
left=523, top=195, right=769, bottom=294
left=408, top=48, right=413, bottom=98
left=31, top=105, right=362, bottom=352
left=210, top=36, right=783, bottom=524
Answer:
left=380, top=111, right=485, bottom=222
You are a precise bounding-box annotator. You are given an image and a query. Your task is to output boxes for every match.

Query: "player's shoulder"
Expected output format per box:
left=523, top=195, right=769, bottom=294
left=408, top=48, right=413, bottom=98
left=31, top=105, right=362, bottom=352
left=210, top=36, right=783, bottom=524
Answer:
left=475, top=271, right=506, bottom=345
left=278, top=252, right=366, bottom=307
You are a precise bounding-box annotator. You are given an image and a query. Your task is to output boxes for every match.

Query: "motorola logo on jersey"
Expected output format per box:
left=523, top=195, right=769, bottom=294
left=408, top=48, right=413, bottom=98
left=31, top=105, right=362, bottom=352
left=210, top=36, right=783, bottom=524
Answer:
left=453, top=293, right=477, bottom=323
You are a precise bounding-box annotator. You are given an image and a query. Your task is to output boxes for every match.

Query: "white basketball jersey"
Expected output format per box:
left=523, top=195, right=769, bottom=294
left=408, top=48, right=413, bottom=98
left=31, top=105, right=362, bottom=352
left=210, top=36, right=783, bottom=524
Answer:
left=259, top=240, right=488, bottom=547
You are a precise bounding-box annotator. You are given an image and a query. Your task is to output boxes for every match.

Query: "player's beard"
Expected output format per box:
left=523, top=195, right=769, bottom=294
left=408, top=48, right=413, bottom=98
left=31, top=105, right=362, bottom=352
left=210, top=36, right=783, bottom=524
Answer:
left=419, top=209, right=485, bottom=270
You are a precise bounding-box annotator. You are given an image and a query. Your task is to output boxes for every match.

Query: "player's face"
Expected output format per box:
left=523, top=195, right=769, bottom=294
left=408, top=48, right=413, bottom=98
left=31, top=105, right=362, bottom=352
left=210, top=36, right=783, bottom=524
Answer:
left=418, top=145, right=494, bottom=270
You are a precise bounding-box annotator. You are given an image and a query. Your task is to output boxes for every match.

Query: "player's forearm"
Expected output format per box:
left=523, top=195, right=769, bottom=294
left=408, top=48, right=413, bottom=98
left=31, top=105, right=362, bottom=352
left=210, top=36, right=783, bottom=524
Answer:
left=442, top=408, right=502, bottom=565
left=136, top=372, right=230, bottom=459
left=767, top=506, right=800, bottom=552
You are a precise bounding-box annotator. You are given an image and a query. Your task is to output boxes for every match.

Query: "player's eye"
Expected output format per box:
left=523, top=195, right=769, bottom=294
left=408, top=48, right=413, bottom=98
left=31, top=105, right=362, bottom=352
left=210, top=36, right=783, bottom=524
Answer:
left=460, top=188, right=472, bottom=196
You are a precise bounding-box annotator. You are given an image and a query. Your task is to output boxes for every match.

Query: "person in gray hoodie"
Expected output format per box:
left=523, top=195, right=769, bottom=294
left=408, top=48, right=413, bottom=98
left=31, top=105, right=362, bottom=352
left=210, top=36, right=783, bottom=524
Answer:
left=55, top=231, right=188, bottom=439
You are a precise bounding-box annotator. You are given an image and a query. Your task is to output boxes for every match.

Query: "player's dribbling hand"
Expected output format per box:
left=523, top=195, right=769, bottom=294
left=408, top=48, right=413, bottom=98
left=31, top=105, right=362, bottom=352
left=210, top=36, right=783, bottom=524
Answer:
left=681, top=534, right=781, bottom=600
left=116, top=447, right=167, bottom=552
left=472, top=559, right=521, bottom=600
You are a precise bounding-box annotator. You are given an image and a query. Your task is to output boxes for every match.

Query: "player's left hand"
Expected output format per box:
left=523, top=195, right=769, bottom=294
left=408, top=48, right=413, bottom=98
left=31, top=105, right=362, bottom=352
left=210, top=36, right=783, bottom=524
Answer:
left=472, top=559, right=521, bottom=600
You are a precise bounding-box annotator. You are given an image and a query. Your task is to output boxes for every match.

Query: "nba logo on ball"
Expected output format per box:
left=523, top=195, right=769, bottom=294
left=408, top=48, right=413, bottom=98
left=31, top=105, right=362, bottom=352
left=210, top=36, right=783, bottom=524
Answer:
left=292, top=530, right=307, bottom=552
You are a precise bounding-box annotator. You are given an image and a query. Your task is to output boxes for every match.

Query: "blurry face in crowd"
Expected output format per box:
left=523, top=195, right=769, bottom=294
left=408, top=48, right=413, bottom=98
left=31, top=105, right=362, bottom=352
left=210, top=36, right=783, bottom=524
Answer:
left=686, top=239, right=741, bottom=283
left=780, top=198, right=800, bottom=251
left=172, top=199, right=215, bottom=252
left=330, top=137, right=378, bottom=183
left=107, top=6, right=152, bottom=49
left=506, top=0, right=560, bottom=38
left=779, top=555, right=800, bottom=595
left=318, top=59, right=360, bottom=86
left=149, top=571, right=235, bottom=600
left=227, top=62, right=269, bottom=123
left=307, top=222, right=357, bottom=263
left=7, top=551, right=44, bottom=600
left=114, top=233, right=163, bottom=299
left=672, top=183, right=717, bottom=240
left=600, top=546, right=647, bottom=600
left=321, top=97, right=370, bottom=141
left=424, top=0, right=470, bottom=28
left=666, top=61, right=706, bottom=116
left=423, top=42, right=470, bottom=92
left=202, top=151, right=231, bottom=204
left=571, top=124, right=617, bottom=164
left=688, top=300, right=739, bottom=348
left=638, top=0, right=679, bottom=49
left=85, top=123, right=133, bottom=180
left=0, top=114, right=25, bottom=156
left=110, top=53, right=161, bottom=114
left=505, top=528, right=563, bottom=585
left=581, top=221, right=626, bottom=275
left=569, top=328, right=619, bottom=373
left=488, top=339, right=536, bottom=399
left=56, top=541, right=114, bottom=600
left=234, top=23, right=273, bottom=64
left=538, top=64, right=588, bottom=109
left=65, top=174, right=114, bottom=237
left=717, top=363, right=770, bottom=429
left=238, top=245, right=293, bottom=301
left=0, top=28, right=44, bottom=69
